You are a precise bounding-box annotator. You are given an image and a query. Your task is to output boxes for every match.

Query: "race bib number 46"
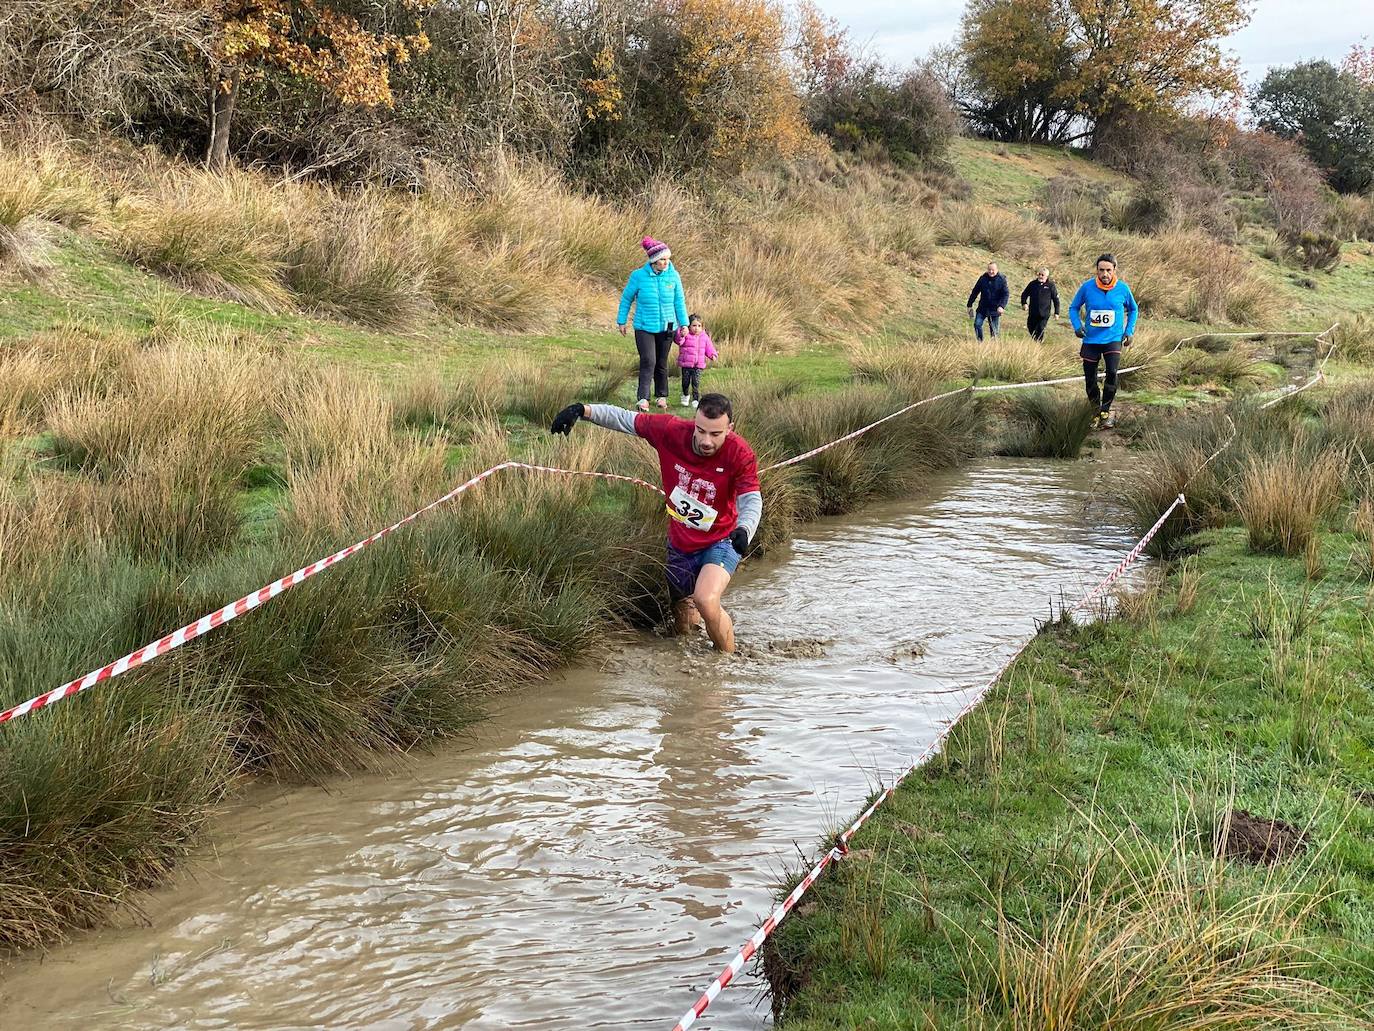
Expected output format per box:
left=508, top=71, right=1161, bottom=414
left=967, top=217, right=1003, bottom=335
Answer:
left=667, top=485, right=718, bottom=531
left=1088, top=308, right=1116, bottom=328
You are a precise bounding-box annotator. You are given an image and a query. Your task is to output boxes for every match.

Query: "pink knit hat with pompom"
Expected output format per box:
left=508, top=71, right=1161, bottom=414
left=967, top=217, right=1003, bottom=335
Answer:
left=642, top=236, right=671, bottom=261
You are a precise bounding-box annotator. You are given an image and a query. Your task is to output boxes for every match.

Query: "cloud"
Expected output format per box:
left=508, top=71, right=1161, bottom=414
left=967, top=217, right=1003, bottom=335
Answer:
left=810, top=0, right=1368, bottom=79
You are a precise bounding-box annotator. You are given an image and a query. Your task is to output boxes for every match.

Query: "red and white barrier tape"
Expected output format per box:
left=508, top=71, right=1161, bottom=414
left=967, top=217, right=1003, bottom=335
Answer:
left=671, top=325, right=1342, bottom=1028
left=670, top=634, right=1031, bottom=1031
left=1069, top=493, right=1185, bottom=614
left=0, top=323, right=1337, bottom=731
left=0, top=462, right=664, bottom=726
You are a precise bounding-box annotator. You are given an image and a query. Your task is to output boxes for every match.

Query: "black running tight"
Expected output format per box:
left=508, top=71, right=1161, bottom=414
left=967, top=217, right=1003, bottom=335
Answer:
left=1083, top=350, right=1121, bottom=409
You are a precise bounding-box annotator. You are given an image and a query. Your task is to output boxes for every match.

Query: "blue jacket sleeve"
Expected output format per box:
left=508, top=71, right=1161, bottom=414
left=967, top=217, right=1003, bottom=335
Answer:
left=673, top=271, right=688, bottom=328
left=1068, top=283, right=1087, bottom=332
left=1122, top=285, right=1138, bottom=335
left=967, top=277, right=982, bottom=308
left=617, top=270, right=638, bottom=326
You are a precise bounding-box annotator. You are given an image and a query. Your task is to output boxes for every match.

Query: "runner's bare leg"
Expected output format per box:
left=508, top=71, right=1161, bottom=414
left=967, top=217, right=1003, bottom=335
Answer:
left=693, top=564, right=735, bottom=652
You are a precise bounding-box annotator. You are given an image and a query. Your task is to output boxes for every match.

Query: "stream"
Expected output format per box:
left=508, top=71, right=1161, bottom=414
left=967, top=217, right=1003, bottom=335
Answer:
left=0, top=457, right=1141, bottom=1030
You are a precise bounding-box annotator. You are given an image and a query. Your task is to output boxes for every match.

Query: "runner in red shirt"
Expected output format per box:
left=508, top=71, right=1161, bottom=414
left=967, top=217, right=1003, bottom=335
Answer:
left=550, top=393, right=762, bottom=652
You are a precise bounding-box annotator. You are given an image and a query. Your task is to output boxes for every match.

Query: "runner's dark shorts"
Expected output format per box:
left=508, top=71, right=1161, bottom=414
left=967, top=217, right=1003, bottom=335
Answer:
left=666, top=539, right=741, bottom=601
left=1079, top=341, right=1122, bottom=361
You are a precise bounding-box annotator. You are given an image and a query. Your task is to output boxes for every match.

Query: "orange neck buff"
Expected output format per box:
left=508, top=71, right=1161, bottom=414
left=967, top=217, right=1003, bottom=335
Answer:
left=1097, top=272, right=1117, bottom=291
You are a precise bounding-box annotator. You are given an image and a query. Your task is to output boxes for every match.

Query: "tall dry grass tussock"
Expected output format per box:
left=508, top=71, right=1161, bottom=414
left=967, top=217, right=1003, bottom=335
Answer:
left=1235, top=445, right=1347, bottom=557
left=967, top=812, right=1351, bottom=1030
left=112, top=168, right=292, bottom=310
left=968, top=338, right=1076, bottom=383
left=938, top=203, right=1048, bottom=261
left=851, top=338, right=968, bottom=387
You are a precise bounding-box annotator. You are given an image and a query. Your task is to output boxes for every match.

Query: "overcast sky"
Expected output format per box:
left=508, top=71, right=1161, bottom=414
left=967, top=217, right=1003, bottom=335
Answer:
left=814, top=0, right=1371, bottom=86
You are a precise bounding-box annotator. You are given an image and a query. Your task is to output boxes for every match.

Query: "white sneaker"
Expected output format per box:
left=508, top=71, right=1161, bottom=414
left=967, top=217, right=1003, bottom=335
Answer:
left=636, top=398, right=649, bottom=412
left=691, top=400, right=699, bottom=409
left=680, top=394, right=691, bottom=406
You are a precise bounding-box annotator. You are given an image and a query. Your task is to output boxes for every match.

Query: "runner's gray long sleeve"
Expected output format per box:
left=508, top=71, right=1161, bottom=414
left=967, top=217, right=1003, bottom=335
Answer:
left=737, top=490, right=762, bottom=539
left=583, top=404, right=639, bottom=435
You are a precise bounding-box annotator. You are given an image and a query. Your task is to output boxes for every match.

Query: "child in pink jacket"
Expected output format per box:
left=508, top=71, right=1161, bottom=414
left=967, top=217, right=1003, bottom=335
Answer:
left=674, top=313, right=717, bottom=408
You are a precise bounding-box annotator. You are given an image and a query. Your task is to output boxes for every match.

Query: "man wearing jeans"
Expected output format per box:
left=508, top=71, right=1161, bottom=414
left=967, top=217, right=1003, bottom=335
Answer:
left=549, top=393, right=762, bottom=652
left=966, top=261, right=1008, bottom=341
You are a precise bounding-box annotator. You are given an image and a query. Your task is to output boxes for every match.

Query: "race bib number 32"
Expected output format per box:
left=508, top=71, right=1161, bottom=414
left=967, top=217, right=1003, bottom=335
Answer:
left=667, top=485, right=718, bottom=531
left=1088, top=308, right=1116, bottom=328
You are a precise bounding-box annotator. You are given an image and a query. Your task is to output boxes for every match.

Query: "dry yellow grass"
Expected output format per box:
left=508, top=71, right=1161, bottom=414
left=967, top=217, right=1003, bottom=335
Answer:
left=975, top=814, right=1346, bottom=1030
left=938, top=203, right=1049, bottom=262
left=1236, top=445, right=1346, bottom=556
left=851, top=339, right=968, bottom=386
left=45, top=343, right=276, bottom=476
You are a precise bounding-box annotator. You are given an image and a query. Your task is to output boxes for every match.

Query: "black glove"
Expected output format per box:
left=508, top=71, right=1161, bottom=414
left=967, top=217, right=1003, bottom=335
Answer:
left=1122, top=334, right=1133, bottom=348
left=729, top=526, right=750, bottom=556
left=550, top=403, right=586, bottom=436
left=1074, top=328, right=1085, bottom=339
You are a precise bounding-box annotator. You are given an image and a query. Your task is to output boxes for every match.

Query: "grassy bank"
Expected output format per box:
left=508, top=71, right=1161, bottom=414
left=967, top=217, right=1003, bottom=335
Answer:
left=767, top=391, right=1374, bottom=1027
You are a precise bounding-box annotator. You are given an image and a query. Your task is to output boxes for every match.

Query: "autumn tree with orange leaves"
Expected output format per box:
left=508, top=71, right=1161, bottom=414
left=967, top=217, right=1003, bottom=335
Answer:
left=954, top=0, right=1250, bottom=145
left=203, top=0, right=430, bottom=171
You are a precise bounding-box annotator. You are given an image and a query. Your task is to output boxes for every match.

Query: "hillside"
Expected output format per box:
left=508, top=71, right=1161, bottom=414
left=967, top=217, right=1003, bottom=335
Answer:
left=2, top=135, right=1367, bottom=394
left=0, top=126, right=1369, bottom=956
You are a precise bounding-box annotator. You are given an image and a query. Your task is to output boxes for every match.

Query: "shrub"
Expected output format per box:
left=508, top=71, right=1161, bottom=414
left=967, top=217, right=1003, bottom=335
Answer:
left=811, top=62, right=958, bottom=166
left=1286, top=231, right=1342, bottom=272
left=997, top=390, right=1097, bottom=458
left=938, top=204, right=1047, bottom=260
left=1235, top=445, right=1346, bottom=556
left=1328, top=193, right=1374, bottom=241
left=1039, top=176, right=1105, bottom=233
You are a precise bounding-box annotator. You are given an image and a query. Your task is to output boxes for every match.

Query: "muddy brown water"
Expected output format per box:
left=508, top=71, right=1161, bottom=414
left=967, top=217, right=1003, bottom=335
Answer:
left=1, top=458, right=1141, bottom=1030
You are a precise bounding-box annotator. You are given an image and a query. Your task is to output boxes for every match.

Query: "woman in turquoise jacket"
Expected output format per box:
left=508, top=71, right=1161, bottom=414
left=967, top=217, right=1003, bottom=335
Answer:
left=618, top=236, right=690, bottom=410
left=1068, top=253, right=1138, bottom=428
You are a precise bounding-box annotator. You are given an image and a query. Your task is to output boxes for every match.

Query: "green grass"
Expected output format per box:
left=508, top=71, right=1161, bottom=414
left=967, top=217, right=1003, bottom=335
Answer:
left=769, top=528, right=1374, bottom=1028
left=948, top=138, right=1130, bottom=208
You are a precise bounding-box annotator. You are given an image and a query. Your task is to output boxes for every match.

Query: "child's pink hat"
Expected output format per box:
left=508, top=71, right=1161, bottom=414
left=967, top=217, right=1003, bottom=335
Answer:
left=642, top=236, right=671, bottom=261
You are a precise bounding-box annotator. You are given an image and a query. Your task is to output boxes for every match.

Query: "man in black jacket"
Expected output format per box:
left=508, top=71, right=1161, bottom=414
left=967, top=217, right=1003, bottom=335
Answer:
left=966, top=261, right=1008, bottom=341
left=1020, top=267, right=1060, bottom=341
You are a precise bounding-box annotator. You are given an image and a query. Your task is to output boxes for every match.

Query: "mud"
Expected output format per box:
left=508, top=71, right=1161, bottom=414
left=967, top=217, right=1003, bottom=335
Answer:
left=1217, top=809, right=1308, bottom=865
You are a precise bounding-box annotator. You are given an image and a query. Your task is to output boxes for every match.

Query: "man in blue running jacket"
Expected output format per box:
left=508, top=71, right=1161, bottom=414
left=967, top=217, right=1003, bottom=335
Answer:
left=1068, top=253, right=1138, bottom=428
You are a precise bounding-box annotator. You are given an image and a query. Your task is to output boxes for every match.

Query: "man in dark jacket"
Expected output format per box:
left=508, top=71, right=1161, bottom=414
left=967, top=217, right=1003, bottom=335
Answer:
left=966, top=261, right=1008, bottom=341
left=1020, top=267, right=1060, bottom=341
